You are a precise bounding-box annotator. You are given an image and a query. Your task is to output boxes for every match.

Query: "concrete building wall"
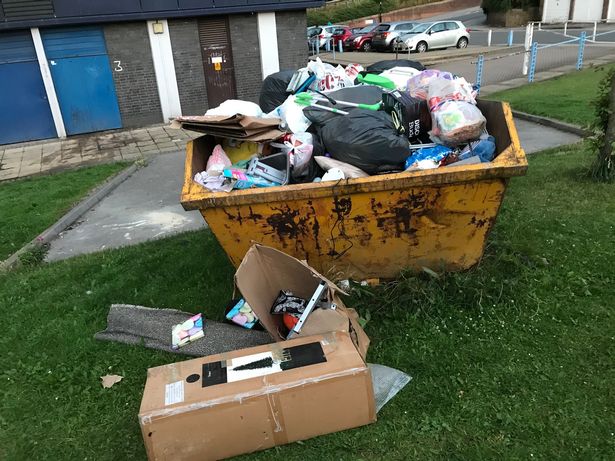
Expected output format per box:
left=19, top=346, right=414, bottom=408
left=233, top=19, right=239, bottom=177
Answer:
left=168, top=18, right=209, bottom=115
left=276, top=10, right=308, bottom=71
left=104, top=22, right=163, bottom=127
left=228, top=14, right=262, bottom=102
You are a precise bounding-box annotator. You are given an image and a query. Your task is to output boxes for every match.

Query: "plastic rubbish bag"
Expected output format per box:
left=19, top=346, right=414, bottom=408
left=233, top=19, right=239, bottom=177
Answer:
left=445, top=134, right=497, bottom=164
left=205, top=99, right=263, bottom=117
left=368, top=363, right=412, bottom=413
left=321, top=168, right=346, bottom=182
left=206, top=144, right=232, bottom=174
left=271, top=132, right=314, bottom=175
left=407, top=69, right=456, bottom=100
left=319, top=110, right=409, bottom=174
left=303, top=85, right=385, bottom=127
left=307, top=57, right=356, bottom=92
left=267, top=94, right=311, bottom=133
left=427, top=76, right=476, bottom=111
left=379, top=66, right=421, bottom=90
left=259, top=70, right=295, bottom=113
left=314, top=156, right=369, bottom=178
left=430, top=100, right=486, bottom=146
left=382, top=90, right=431, bottom=139
left=404, top=145, right=452, bottom=170
left=366, top=59, right=425, bottom=74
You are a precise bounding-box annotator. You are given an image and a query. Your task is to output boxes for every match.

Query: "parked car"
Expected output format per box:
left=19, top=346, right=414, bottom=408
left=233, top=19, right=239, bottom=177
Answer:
left=393, top=20, right=470, bottom=53
left=343, top=23, right=379, bottom=52
left=331, top=26, right=353, bottom=46
left=307, top=25, right=345, bottom=49
left=372, top=21, right=418, bottom=52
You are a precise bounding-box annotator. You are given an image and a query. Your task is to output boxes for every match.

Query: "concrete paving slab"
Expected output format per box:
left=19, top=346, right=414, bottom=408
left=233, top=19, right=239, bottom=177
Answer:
left=46, top=150, right=206, bottom=261
left=514, top=118, right=581, bottom=154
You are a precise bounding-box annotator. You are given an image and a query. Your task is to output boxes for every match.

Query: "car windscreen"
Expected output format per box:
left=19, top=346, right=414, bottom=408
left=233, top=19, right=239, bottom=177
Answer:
left=407, top=23, right=432, bottom=34
left=358, top=24, right=378, bottom=33
left=307, top=27, right=321, bottom=37
left=375, top=24, right=391, bottom=32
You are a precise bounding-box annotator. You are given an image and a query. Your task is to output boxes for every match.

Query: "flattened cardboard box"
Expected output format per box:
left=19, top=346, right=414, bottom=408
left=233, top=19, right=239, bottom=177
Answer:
left=139, top=331, right=376, bottom=461
left=235, top=244, right=370, bottom=360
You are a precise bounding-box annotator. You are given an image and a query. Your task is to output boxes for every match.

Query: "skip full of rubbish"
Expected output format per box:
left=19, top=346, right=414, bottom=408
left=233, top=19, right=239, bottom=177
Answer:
left=172, top=58, right=497, bottom=194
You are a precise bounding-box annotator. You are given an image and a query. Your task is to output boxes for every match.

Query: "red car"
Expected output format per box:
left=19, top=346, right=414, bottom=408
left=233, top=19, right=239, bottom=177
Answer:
left=331, top=26, right=353, bottom=46
left=343, top=23, right=379, bottom=52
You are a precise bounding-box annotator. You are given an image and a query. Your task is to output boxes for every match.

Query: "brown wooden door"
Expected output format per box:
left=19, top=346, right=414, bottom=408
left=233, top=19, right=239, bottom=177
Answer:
left=198, top=17, right=237, bottom=108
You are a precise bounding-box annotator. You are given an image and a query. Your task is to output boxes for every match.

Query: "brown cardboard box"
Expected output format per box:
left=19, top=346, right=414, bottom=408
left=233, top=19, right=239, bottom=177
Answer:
left=235, top=244, right=370, bottom=359
left=139, top=331, right=376, bottom=460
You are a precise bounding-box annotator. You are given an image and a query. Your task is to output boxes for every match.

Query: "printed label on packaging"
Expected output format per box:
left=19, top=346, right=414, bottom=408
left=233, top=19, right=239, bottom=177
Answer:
left=200, top=342, right=327, bottom=388
left=165, top=380, right=184, bottom=405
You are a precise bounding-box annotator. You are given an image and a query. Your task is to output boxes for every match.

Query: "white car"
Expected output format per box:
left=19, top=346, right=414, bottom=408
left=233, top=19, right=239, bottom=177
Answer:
left=307, top=25, right=345, bottom=48
left=394, top=21, right=470, bottom=53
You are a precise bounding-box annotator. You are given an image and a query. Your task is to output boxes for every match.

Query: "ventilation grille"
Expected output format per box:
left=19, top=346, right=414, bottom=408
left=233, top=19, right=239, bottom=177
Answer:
left=1, top=0, right=54, bottom=20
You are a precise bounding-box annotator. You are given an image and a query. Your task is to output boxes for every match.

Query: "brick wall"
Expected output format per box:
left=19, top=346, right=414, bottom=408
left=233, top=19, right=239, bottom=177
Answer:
left=228, top=14, right=262, bottom=103
left=104, top=22, right=162, bottom=127
left=168, top=18, right=209, bottom=115
left=347, top=0, right=481, bottom=27
left=276, top=10, right=308, bottom=71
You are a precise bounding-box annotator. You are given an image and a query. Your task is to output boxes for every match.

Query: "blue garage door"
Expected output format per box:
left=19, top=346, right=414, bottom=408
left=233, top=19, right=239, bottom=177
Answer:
left=41, top=26, right=122, bottom=135
left=0, top=31, right=56, bottom=145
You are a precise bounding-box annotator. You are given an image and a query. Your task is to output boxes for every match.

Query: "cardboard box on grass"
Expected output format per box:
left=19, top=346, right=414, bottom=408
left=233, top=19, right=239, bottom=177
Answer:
left=235, top=243, right=370, bottom=359
left=139, top=331, right=376, bottom=460
left=138, top=244, right=375, bottom=460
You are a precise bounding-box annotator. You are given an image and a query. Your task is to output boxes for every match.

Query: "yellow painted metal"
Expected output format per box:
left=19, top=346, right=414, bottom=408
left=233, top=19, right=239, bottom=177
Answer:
left=181, top=100, right=527, bottom=279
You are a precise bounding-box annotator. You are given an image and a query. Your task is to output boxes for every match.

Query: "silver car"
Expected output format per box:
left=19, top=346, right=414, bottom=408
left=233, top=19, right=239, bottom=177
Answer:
left=372, top=21, right=418, bottom=51
left=394, top=21, right=470, bottom=53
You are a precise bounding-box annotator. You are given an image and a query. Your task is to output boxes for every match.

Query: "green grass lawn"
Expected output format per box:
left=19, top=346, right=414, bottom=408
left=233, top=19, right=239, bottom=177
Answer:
left=0, top=163, right=127, bottom=260
left=1, top=144, right=614, bottom=459
left=489, top=64, right=615, bottom=127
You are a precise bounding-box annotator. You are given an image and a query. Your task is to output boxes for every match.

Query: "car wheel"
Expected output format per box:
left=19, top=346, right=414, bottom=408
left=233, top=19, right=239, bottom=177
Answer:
left=457, top=37, right=469, bottom=49
left=362, top=41, right=372, bottom=52
left=416, top=41, right=428, bottom=53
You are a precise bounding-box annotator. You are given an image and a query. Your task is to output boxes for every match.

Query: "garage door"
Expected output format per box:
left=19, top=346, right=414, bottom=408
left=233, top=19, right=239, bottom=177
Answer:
left=542, top=0, right=572, bottom=23
left=572, top=0, right=604, bottom=22
left=41, top=26, right=122, bottom=135
left=0, top=30, right=56, bottom=145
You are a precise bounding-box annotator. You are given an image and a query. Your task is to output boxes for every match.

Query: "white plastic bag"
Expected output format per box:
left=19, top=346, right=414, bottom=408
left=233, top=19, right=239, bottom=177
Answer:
left=266, top=95, right=311, bottom=133
left=427, top=76, right=476, bottom=111
left=205, top=99, right=263, bottom=117
left=271, top=132, right=314, bottom=174
left=379, top=66, right=421, bottom=90
left=314, top=156, right=369, bottom=178
left=307, top=57, right=355, bottom=92
left=206, top=144, right=232, bottom=174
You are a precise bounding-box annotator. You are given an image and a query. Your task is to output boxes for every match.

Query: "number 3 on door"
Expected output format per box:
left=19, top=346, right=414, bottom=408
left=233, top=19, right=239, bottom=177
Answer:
left=114, top=60, right=123, bottom=72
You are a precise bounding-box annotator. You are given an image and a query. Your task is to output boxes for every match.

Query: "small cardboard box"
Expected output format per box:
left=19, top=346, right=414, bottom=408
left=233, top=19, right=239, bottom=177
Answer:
left=235, top=244, right=370, bottom=359
left=139, top=331, right=376, bottom=460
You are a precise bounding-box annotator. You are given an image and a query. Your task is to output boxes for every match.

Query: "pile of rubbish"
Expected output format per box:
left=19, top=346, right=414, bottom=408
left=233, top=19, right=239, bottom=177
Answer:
left=173, top=58, right=497, bottom=193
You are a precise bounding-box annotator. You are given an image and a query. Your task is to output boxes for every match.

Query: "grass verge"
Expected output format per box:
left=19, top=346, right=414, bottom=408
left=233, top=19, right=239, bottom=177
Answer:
left=489, top=64, right=615, bottom=127
left=0, top=163, right=128, bottom=260
left=1, top=143, right=614, bottom=459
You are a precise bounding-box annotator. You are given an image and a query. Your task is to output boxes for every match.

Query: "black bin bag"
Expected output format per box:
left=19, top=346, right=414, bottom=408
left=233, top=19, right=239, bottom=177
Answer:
left=259, top=70, right=295, bottom=113
left=366, top=59, right=425, bottom=74
left=382, top=90, right=431, bottom=140
left=319, top=110, right=409, bottom=174
left=303, top=85, right=385, bottom=127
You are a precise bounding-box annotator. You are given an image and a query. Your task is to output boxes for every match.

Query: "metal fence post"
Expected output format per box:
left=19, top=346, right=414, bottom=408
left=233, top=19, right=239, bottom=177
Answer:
left=508, top=29, right=514, bottom=47
left=528, top=42, right=538, bottom=83
left=475, top=54, right=484, bottom=95
left=564, top=21, right=568, bottom=36
left=332, top=39, right=336, bottom=59
left=577, top=31, right=586, bottom=70
left=325, top=39, right=330, bottom=52
left=339, top=40, right=343, bottom=53
left=592, top=21, right=597, bottom=42
left=487, top=29, right=492, bottom=47
left=522, top=22, right=534, bottom=75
